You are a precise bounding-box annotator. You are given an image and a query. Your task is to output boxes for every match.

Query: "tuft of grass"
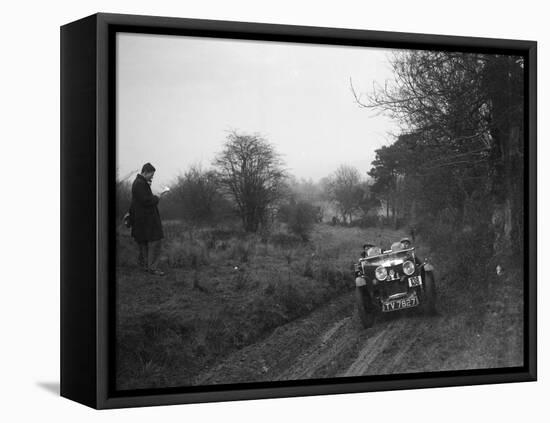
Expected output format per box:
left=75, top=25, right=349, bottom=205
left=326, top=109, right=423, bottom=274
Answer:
left=232, top=268, right=249, bottom=291
left=302, top=255, right=314, bottom=278
left=269, top=232, right=302, bottom=249
left=165, top=239, right=209, bottom=269
left=228, top=238, right=255, bottom=263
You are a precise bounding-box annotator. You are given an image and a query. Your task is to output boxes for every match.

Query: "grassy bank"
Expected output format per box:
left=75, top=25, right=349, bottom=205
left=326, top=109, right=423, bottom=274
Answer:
left=116, top=222, right=404, bottom=390
left=410, top=222, right=524, bottom=371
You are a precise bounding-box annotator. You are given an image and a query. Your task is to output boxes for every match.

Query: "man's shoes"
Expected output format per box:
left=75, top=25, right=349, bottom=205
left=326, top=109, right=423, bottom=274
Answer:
left=149, top=269, right=165, bottom=276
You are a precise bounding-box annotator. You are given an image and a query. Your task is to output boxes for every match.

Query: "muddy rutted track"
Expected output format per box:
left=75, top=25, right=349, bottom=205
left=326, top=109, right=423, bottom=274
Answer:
left=195, top=274, right=523, bottom=385
left=341, top=319, right=411, bottom=377
left=195, top=293, right=357, bottom=385
left=194, top=291, right=437, bottom=385
left=117, top=225, right=415, bottom=390
left=272, top=304, right=440, bottom=380
left=195, top=293, right=439, bottom=384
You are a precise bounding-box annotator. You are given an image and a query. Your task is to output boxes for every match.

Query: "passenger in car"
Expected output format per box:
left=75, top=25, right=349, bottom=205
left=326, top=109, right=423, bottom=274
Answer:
left=367, top=246, right=382, bottom=256
left=400, top=237, right=412, bottom=249
left=398, top=237, right=424, bottom=265
left=360, top=243, right=375, bottom=258
left=391, top=241, right=404, bottom=251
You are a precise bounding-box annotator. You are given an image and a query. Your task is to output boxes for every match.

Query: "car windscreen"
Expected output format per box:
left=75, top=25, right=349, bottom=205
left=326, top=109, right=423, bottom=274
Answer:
left=363, top=248, right=415, bottom=267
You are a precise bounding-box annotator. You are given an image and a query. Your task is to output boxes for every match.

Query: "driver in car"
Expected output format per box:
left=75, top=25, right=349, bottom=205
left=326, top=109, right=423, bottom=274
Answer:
left=401, top=237, right=412, bottom=249
left=361, top=243, right=382, bottom=258
left=395, top=237, right=424, bottom=266
left=360, top=243, right=374, bottom=258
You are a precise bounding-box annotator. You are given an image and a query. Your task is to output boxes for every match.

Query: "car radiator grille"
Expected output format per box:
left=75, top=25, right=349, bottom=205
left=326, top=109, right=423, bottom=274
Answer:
left=382, top=279, right=408, bottom=297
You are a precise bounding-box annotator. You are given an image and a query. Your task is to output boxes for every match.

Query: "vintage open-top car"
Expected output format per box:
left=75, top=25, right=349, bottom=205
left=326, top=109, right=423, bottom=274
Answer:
left=354, top=244, right=436, bottom=328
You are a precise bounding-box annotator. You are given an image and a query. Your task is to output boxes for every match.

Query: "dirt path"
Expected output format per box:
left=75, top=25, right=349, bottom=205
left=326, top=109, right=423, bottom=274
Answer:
left=195, top=275, right=523, bottom=385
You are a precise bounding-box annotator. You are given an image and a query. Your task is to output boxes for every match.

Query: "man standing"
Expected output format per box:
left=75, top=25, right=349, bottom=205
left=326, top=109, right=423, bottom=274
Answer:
left=130, top=163, right=165, bottom=276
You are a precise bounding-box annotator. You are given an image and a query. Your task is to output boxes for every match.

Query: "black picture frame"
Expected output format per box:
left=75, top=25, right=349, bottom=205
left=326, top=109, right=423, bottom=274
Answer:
left=60, top=12, right=537, bottom=409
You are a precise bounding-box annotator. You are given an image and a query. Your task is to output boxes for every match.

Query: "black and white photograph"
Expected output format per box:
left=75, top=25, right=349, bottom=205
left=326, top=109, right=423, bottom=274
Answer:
left=114, top=32, right=527, bottom=391
left=3, top=0, right=548, bottom=419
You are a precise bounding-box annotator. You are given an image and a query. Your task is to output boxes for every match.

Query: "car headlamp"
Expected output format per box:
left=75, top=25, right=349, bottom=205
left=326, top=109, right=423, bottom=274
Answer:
left=375, top=266, right=388, bottom=281
left=403, top=260, right=415, bottom=276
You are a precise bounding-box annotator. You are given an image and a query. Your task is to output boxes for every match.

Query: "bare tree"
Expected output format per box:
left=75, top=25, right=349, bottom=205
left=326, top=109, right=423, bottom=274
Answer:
left=213, top=131, right=287, bottom=232
left=166, top=165, right=226, bottom=224
left=352, top=50, right=524, bottom=253
left=325, top=165, right=363, bottom=225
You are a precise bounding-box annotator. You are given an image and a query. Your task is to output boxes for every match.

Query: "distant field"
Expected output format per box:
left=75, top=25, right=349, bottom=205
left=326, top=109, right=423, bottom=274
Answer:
left=115, top=222, right=405, bottom=390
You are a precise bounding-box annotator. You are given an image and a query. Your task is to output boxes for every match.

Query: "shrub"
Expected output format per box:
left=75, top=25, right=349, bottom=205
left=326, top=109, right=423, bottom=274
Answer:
left=280, top=201, right=318, bottom=241
left=228, top=239, right=255, bottom=263
left=352, top=215, right=379, bottom=228
left=417, top=215, right=494, bottom=290
left=160, top=166, right=234, bottom=224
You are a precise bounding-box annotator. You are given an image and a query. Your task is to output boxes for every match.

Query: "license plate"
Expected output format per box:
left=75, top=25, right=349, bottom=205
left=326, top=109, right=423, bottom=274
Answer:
left=408, top=275, right=422, bottom=287
left=382, top=294, right=419, bottom=312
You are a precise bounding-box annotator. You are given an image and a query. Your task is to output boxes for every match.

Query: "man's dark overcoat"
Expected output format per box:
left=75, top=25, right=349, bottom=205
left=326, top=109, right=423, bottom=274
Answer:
left=130, top=174, right=164, bottom=243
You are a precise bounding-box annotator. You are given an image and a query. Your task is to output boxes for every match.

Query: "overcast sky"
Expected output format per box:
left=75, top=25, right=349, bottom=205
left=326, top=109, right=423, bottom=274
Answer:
left=116, top=32, right=400, bottom=191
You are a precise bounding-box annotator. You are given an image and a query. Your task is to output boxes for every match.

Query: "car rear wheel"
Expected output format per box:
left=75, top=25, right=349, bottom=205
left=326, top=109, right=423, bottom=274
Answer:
left=421, top=271, right=437, bottom=315
left=355, top=286, right=375, bottom=328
